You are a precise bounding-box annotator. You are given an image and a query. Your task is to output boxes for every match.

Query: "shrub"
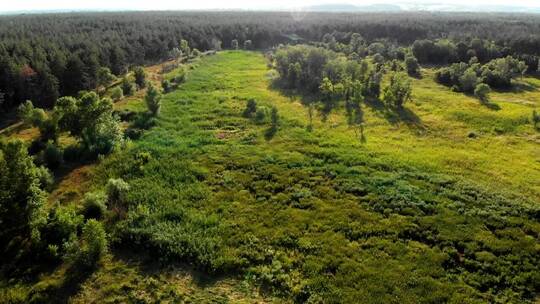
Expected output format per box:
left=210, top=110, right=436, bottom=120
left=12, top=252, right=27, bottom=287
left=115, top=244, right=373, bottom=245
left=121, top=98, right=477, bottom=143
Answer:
left=243, top=99, right=257, bottom=118
left=82, top=192, right=108, bottom=220
left=35, top=165, right=54, bottom=191
left=42, top=142, right=63, bottom=170
left=161, top=79, right=172, bottom=93
left=81, top=114, right=123, bottom=157
left=254, top=107, right=268, bottom=124
left=121, top=78, right=135, bottom=96
left=0, top=140, right=47, bottom=248
left=65, top=219, right=108, bottom=271
left=63, top=144, right=83, bottom=162
left=173, top=69, right=187, bottom=84
left=405, top=55, right=420, bottom=76
left=110, top=86, right=123, bottom=101
left=382, top=72, right=412, bottom=108
left=145, top=84, right=162, bottom=116
left=474, top=83, right=491, bottom=102
left=106, top=178, right=130, bottom=213
left=134, top=66, right=146, bottom=89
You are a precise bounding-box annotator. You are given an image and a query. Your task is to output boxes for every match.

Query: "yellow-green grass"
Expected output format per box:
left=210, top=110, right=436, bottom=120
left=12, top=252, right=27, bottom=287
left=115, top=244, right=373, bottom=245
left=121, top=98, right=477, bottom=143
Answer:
left=86, top=51, right=538, bottom=302
left=3, top=51, right=538, bottom=303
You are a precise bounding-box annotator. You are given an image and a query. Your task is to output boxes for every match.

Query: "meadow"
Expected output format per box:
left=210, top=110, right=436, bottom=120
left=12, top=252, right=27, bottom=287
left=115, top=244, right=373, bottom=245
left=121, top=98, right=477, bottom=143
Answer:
left=1, top=50, right=539, bottom=303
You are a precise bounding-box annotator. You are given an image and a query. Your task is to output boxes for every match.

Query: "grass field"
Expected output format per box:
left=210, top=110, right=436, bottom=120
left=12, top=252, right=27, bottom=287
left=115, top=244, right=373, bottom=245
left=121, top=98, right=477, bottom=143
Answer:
left=2, top=51, right=539, bottom=303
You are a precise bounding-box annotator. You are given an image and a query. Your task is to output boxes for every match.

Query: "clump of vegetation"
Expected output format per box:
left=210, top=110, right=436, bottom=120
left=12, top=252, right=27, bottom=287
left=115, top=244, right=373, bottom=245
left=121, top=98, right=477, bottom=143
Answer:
left=0, top=140, right=47, bottom=257
left=134, top=66, right=147, bottom=89
left=64, top=219, right=108, bottom=271
left=243, top=99, right=257, bottom=118
left=474, top=83, right=491, bottom=102
left=145, top=84, right=162, bottom=116
left=121, top=78, right=135, bottom=96
left=382, top=72, right=412, bottom=108
left=404, top=54, right=420, bottom=76
left=110, top=86, right=123, bottom=101
left=81, top=192, right=108, bottom=220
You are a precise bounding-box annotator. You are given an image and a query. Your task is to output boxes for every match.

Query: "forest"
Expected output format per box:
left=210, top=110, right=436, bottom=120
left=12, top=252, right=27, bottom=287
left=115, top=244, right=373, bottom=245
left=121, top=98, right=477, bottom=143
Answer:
left=1, top=10, right=539, bottom=304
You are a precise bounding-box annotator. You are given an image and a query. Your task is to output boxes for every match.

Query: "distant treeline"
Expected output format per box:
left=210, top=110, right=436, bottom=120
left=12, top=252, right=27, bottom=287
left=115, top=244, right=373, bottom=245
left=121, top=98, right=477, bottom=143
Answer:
left=2, top=11, right=540, bottom=111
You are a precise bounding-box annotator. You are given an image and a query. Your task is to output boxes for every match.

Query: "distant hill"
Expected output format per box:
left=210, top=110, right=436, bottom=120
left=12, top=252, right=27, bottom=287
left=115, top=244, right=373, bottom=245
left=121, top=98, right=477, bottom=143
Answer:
left=304, top=3, right=402, bottom=12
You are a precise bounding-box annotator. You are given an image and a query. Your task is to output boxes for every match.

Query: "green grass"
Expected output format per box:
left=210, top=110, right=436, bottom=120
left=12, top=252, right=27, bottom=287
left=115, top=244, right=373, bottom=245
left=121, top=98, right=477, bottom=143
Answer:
left=4, top=51, right=538, bottom=303
left=85, top=51, right=539, bottom=303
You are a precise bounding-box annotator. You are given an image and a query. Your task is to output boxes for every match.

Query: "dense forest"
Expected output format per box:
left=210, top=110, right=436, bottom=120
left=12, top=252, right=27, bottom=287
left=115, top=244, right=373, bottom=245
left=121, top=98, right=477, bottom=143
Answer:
left=2, top=12, right=540, bottom=111
left=1, top=10, right=540, bottom=304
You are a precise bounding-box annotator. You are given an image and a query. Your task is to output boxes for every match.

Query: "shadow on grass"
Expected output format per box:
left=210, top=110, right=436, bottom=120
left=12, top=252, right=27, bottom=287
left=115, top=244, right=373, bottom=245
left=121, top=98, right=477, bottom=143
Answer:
left=111, top=247, right=239, bottom=290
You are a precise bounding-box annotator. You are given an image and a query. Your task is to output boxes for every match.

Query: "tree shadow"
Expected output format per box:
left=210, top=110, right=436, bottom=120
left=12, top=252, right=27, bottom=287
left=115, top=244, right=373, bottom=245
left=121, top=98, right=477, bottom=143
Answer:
left=479, top=100, right=501, bottom=111
left=111, top=247, right=239, bottom=290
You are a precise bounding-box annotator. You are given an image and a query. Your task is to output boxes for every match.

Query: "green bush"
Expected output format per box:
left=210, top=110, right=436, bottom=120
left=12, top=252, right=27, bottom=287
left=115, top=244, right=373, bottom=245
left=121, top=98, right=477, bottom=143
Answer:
left=106, top=178, right=130, bottom=213
left=82, top=192, right=108, bottom=220
left=110, top=86, right=123, bottom=101
left=243, top=99, right=257, bottom=118
left=65, top=219, right=108, bottom=270
left=42, top=142, right=63, bottom=170
left=121, top=77, right=135, bottom=96
left=145, top=84, right=162, bottom=116
left=254, top=107, right=268, bottom=124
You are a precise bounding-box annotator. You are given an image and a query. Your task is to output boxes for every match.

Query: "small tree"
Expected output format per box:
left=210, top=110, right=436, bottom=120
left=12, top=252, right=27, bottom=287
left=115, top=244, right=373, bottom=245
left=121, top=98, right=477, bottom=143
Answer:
left=66, top=219, right=107, bottom=270
left=133, top=66, right=146, bottom=89
left=180, top=39, right=190, bottom=57
left=243, top=99, right=257, bottom=118
left=382, top=72, right=412, bottom=108
left=231, top=39, right=239, bottom=50
left=145, top=84, right=162, bottom=116
left=162, top=79, right=172, bottom=93
left=405, top=55, right=420, bottom=76
left=459, top=69, right=478, bottom=93
left=191, top=49, right=201, bottom=58
left=0, top=140, right=47, bottom=247
left=110, top=87, right=123, bottom=101
left=244, top=40, right=253, bottom=50
left=474, top=83, right=491, bottom=102
left=121, top=78, right=135, bottom=96
left=96, top=67, right=116, bottom=92
left=265, top=106, right=279, bottom=139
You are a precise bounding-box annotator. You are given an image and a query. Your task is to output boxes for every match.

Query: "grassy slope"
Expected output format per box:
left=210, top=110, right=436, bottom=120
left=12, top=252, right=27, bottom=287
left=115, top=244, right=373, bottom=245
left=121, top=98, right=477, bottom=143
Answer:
left=2, top=51, right=538, bottom=303
left=85, top=51, right=539, bottom=303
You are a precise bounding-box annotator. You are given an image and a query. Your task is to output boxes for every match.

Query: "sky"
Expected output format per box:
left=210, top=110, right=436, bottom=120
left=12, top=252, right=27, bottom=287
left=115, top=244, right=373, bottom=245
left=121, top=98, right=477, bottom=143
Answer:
left=1, top=0, right=540, bottom=12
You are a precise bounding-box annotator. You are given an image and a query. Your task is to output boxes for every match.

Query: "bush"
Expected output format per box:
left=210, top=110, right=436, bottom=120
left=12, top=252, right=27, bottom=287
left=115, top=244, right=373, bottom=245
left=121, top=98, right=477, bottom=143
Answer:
left=254, top=107, right=268, bottom=124
left=145, top=84, right=162, bottom=116
left=81, top=114, right=123, bottom=157
left=63, top=144, right=83, bottom=162
left=474, top=83, right=491, bottom=102
left=110, top=86, right=123, bottom=101
left=405, top=55, right=420, bottom=76
left=162, top=79, right=172, bottom=93
left=42, top=142, right=63, bottom=170
left=382, top=72, right=412, bottom=108
left=134, top=66, right=146, bottom=89
left=82, top=192, right=107, bottom=220
left=35, top=165, right=54, bottom=191
left=173, top=69, right=187, bottom=84
left=106, top=178, right=130, bottom=212
left=121, top=78, right=135, bottom=96
left=243, top=99, right=257, bottom=118
left=65, top=219, right=108, bottom=271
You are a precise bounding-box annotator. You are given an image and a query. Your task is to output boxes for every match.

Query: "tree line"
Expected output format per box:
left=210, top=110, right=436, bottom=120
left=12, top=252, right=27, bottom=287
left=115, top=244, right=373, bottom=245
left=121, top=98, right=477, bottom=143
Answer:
left=2, top=12, right=540, bottom=112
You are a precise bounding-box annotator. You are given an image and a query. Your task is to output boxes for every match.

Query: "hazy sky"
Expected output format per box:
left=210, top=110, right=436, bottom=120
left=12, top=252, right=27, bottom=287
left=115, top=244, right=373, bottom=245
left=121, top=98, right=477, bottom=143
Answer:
left=2, top=0, right=540, bottom=12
